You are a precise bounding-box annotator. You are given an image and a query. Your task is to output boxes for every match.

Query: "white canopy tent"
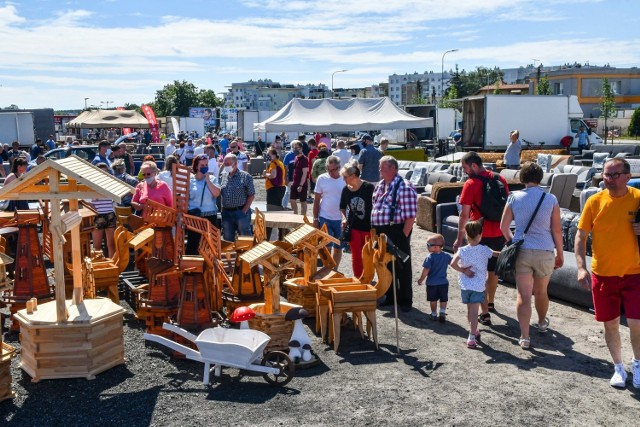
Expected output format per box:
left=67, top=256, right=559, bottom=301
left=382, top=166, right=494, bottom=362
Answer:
left=253, top=97, right=433, bottom=132
left=67, top=109, right=150, bottom=129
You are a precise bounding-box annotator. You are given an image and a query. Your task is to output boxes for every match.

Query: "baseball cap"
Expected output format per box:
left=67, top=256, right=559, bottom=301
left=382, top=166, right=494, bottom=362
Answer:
left=360, top=134, right=373, bottom=142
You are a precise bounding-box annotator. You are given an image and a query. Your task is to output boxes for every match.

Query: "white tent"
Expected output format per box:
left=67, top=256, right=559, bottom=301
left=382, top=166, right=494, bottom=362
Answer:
left=253, top=97, right=433, bottom=132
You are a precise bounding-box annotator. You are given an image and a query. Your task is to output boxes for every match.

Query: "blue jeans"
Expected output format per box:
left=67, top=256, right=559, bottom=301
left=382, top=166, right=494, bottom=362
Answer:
left=222, top=209, right=252, bottom=242
left=318, top=217, right=342, bottom=249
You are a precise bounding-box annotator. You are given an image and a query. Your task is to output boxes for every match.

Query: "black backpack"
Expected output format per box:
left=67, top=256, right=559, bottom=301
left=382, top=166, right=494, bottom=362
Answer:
left=475, top=174, right=508, bottom=222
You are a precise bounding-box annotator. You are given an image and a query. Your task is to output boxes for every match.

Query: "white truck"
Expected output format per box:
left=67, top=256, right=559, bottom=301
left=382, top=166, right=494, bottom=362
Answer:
left=0, top=111, right=36, bottom=146
left=461, top=95, right=603, bottom=151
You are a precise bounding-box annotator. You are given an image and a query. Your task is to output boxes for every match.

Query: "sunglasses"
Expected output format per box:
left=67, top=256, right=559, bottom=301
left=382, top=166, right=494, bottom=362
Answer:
left=603, top=172, right=625, bottom=179
left=427, top=243, right=442, bottom=248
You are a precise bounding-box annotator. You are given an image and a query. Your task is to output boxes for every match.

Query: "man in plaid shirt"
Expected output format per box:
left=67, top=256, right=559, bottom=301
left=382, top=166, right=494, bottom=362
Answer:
left=372, top=156, right=417, bottom=312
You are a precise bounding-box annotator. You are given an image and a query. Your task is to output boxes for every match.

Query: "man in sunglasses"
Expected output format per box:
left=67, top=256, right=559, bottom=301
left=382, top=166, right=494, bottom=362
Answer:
left=229, top=142, right=249, bottom=172
left=576, top=157, right=640, bottom=389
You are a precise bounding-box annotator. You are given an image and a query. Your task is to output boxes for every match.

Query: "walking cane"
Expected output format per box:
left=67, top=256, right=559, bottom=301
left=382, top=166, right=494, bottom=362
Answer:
left=391, top=256, right=400, bottom=353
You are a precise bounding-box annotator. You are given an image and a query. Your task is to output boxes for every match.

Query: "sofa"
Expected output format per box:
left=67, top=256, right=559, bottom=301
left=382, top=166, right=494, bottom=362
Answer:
left=416, top=182, right=465, bottom=232
left=406, top=161, right=448, bottom=183
left=397, top=161, right=416, bottom=179
left=477, top=149, right=568, bottom=169
left=552, top=165, right=596, bottom=189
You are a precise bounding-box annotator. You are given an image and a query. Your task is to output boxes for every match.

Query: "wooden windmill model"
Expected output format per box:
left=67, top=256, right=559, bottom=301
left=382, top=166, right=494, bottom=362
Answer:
left=0, top=210, right=53, bottom=331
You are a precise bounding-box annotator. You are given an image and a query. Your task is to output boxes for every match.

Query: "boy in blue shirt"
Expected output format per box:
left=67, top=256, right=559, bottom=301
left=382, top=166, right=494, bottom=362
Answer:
left=417, top=234, right=452, bottom=323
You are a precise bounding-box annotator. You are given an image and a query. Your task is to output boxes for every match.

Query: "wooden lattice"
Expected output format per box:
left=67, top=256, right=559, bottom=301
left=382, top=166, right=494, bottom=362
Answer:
left=143, top=199, right=177, bottom=228
left=253, top=207, right=266, bottom=243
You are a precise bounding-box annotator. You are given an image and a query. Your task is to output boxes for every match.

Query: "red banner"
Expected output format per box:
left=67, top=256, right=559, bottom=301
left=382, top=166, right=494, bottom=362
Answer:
left=116, top=107, right=132, bottom=135
left=141, top=104, right=160, bottom=143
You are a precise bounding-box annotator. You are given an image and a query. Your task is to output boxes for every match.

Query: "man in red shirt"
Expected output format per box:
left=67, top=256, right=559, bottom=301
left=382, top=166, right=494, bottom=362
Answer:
left=453, top=151, right=510, bottom=326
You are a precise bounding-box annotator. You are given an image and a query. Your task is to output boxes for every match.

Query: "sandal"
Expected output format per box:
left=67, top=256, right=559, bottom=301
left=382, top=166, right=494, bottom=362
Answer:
left=488, top=302, right=496, bottom=313
left=519, top=337, right=531, bottom=349
left=478, top=313, right=492, bottom=326
left=535, top=317, right=550, bottom=333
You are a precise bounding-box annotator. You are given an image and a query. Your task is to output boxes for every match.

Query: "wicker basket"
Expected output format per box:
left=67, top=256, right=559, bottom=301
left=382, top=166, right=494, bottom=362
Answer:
left=248, top=302, right=300, bottom=352
left=283, top=278, right=316, bottom=317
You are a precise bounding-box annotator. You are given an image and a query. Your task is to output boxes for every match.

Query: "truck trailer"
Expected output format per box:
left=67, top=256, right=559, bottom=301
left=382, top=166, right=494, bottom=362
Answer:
left=462, top=95, right=602, bottom=151
left=0, top=111, right=36, bottom=146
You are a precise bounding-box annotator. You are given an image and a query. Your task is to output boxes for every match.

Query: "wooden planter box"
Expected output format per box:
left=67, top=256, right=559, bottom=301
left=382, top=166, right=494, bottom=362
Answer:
left=0, top=342, right=16, bottom=402
left=15, top=299, right=125, bottom=382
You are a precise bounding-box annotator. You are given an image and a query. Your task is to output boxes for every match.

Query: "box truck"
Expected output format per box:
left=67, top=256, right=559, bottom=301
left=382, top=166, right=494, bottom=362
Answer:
left=0, top=111, right=36, bottom=146
left=461, top=95, right=603, bottom=151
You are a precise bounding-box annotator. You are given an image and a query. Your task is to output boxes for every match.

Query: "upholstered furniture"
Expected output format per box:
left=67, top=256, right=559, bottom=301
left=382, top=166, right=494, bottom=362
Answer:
left=416, top=182, right=465, bottom=232
left=553, top=165, right=596, bottom=189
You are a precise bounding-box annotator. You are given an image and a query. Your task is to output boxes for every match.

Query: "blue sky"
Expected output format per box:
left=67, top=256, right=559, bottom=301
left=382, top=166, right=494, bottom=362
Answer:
left=1, top=0, right=638, bottom=109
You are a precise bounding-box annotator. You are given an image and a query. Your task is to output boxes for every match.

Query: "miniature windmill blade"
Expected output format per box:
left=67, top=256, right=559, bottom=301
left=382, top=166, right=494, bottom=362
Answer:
left=172, top=163, right=190, bottom=214
left=142, top=199, right=177, bottom=228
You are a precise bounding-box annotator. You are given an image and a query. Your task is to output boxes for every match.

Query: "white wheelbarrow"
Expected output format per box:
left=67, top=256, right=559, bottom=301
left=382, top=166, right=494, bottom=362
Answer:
left=144, top=323, right=295, bottom=386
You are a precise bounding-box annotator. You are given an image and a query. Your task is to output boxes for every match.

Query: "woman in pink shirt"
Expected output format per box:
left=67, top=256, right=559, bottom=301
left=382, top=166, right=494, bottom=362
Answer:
left=131, top=161, right=173, bottom=212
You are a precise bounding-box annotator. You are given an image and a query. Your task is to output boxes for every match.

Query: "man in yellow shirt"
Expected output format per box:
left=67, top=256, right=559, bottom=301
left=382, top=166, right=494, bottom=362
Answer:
left=576, top=158, right=640, bottom=389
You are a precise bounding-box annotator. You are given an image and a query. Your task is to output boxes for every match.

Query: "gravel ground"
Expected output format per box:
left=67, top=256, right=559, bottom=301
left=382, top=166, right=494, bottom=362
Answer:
left=1, top=177, right=639, bottom=426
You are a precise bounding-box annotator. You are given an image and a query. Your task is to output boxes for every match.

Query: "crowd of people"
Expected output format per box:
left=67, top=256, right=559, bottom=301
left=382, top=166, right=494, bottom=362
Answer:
left=2, top=128, right=638, bottom=392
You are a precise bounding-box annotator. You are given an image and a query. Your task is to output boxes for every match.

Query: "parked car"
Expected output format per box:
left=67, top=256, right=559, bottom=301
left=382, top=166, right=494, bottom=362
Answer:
left=42, top=145, right=98, bottom=162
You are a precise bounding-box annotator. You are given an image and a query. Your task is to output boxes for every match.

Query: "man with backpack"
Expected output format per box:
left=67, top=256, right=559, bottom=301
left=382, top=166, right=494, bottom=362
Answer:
left=453, top=151, right=510, bottom=326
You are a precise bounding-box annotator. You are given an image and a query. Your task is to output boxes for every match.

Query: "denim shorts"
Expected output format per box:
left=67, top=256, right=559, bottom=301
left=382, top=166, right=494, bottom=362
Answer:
left=319, top=217, right=342, bottom=248
left=460, top=289, right=485, bottom=304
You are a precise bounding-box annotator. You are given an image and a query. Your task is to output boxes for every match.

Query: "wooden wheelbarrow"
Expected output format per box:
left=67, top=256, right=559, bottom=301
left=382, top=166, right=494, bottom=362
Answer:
left=144, top=323, right=295, bottom=386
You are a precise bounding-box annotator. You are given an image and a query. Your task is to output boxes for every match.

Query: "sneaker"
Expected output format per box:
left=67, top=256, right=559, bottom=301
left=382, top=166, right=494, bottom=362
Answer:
left=478, top=313, right=492, bottom=326
left=467, top=335, right=477, bottom=349
left=429, top=313, right=438, bottom=321
left=438, top=313, right=446, bottom=323
left=632, top=360, right=640, bottom=389
left=610, top=365, right=628, bottom=388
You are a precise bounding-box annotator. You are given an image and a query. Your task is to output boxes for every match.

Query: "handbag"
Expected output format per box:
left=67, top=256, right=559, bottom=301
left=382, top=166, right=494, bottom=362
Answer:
left=495, top=192, right=546, bottom=279
left=187, top=182, right=207, bottom=217
left=340, top=207, right=355, bottom=243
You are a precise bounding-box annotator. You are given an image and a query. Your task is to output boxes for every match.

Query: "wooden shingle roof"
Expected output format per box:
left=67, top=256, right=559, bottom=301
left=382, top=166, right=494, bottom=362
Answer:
left=0, top=155, right=134, bottom=203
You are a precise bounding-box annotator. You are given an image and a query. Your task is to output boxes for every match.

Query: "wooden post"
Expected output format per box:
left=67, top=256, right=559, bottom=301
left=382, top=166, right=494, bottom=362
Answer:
left=68, top=180, right=84, bottom=305
left=49, top=170, right=68, bottom=322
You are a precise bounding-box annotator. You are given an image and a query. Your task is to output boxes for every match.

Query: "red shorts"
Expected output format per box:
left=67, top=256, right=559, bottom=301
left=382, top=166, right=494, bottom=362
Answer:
left=591, top=273, right=640, bottom=322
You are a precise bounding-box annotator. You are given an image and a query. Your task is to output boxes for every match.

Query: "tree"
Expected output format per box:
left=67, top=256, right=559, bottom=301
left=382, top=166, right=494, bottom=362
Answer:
left=456, top=66, right=503, bottom=97
left=493, top=79, right=502, bottom=95
left=197, top=89, right=221, bottom=108
left=441, top=84, right=461, bottom=109
left=153, top=80, right=200, bottom=117
left=536, top=74, right=552, bottom=95
left=628, top=107, right=640, bottom=139
left=598, top=77, right=616, bottom=144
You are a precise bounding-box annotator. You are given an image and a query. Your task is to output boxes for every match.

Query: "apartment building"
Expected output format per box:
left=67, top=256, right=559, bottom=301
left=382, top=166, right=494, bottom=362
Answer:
left=529, top=66, right=640, bottom=117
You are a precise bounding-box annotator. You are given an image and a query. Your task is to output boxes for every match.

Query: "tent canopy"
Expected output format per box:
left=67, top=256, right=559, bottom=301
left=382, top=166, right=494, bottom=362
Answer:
left=67, top=109, right=150, bottom=129
left=254, top=97, right=433, bottom=132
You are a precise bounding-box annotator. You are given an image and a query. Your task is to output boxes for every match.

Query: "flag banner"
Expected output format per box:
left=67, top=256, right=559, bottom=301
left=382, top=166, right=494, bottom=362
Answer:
left=141, top=105, right=160, bottom=143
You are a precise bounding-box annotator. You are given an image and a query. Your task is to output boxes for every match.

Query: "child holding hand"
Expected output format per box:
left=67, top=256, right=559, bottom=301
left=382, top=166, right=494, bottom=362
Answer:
left=416, top=234, right=452, bottom=323
left=450, top=221, right=499, bottom=349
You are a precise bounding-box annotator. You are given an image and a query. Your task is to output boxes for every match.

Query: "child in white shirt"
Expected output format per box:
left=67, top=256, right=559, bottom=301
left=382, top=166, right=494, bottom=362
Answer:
left=450, top=221, right=499, bottom=349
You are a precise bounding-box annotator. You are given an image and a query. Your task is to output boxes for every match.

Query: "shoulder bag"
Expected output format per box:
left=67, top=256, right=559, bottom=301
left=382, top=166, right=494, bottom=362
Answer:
left=495, top=192, right=546, bottom=279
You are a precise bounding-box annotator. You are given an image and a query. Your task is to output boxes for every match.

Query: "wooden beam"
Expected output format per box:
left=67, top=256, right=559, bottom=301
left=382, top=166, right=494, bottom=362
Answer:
left=68, top=180, right=84, bottom=306
left=49, top=170, right=68, bottom=322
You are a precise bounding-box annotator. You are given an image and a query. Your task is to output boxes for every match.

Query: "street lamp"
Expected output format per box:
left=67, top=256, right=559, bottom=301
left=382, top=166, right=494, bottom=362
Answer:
left=440, top=49, right=458, bottom=103
left=438, top=49, right=458, bottom=145
left=84, top=97, right=89, bottom=109
left=100, top=100, right=113, bottom=109
left=331, top=69, right=348, bottom=98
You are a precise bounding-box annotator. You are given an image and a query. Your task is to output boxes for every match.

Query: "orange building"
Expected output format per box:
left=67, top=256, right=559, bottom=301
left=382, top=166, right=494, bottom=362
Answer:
left=529, top=66, right=640, bottom=118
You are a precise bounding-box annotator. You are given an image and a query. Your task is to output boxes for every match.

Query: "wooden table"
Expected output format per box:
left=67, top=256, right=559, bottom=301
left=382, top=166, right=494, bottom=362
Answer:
left=251, top=212, right=307, bottom=240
